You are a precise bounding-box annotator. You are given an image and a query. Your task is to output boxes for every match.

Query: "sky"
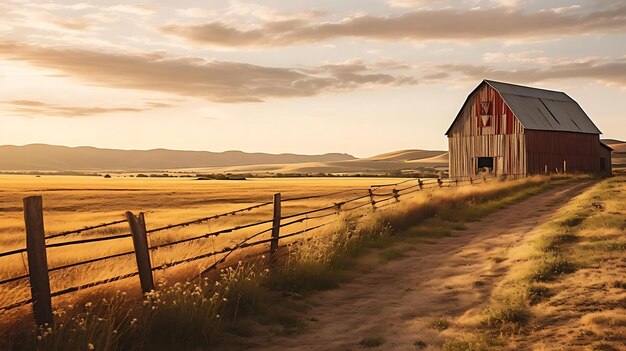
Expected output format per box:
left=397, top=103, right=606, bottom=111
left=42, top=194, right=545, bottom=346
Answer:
left=0, top=0, right=625, bottom=157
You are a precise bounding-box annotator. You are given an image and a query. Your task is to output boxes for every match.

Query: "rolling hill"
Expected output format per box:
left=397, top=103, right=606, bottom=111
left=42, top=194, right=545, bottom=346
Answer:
left=602, top=139, right=626, bottom=172
left=0, top=144, right=355, bottom=171
left=185, top=149, right=449, bottom=174
left=0, top=144, right=449, bottom=174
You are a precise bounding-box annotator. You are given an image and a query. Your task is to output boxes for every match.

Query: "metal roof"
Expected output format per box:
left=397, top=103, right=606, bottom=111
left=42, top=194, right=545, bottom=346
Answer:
left=485, top=80, right=601, bottom=134
left=445, top=80, right=602, bottom=135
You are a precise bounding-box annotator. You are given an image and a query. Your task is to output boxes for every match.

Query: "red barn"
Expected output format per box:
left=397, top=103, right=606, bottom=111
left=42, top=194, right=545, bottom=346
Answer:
left=445, top=80, right=612, bottom=179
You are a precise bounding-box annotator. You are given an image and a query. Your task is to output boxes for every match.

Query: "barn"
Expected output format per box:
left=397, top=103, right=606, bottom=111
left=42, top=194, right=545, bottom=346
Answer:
left=445, top=79, right=612, bottom=179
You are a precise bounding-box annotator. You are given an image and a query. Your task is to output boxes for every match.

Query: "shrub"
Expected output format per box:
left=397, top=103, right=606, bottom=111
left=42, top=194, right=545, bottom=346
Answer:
left=359, top=336, right=385, bottom=347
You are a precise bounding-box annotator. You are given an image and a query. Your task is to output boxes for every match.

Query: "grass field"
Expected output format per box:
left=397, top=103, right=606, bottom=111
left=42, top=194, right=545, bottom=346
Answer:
left=0, top=174, right=426, bottom=311
left=0, top=174, right=584, bottom=350
left=440, top=175, right=626, bottom=350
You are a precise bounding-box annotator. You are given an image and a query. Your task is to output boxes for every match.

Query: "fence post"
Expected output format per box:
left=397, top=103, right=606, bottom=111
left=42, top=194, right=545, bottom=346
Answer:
left=270, top=193, right=281, bottom=258
left=437, top=178, right=443, bottom=187
left=23, top=196, right=53, bottom=327
left=126, top=212, right=154, bottom=294
left=368, top=189, right=376, bottom=210
left=418, top=179, right=423, bottom=190
left=393, top=188, right=400, bottom=202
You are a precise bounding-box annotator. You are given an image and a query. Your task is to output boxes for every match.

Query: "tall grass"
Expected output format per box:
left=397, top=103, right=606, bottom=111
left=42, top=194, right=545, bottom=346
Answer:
left=9, top=261, right=270, bottom=351
left=473, top=175, right=625, bottom=345
left=3, top=175, right=574, bottom=350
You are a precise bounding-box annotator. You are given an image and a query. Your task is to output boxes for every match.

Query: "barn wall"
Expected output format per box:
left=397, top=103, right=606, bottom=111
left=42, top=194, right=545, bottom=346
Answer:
left=525, top=130, right=601, bottom=174
left=449, top=134, right=526, bottom=178
left=599, top=145, right=613, bottom=176
left=448, top=83, right=526, bottom=179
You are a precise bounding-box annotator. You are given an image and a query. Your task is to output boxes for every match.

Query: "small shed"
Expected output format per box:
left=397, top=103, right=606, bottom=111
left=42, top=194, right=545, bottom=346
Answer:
left=445, top=79, right=611, bottom=179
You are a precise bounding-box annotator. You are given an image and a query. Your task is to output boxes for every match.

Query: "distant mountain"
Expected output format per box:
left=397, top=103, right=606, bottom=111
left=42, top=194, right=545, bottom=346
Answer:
left=0, top=144, right=356, bottom=171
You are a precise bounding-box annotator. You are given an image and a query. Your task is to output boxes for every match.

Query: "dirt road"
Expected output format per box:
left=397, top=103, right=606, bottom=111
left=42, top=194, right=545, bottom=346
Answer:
left=250, top=181, right=594, bottom=351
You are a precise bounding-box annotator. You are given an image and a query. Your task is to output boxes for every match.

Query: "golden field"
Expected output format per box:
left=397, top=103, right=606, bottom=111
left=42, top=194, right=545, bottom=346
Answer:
left=1, top=173, right=602, bottom=350
left=0, top=174, right=422, bottom=310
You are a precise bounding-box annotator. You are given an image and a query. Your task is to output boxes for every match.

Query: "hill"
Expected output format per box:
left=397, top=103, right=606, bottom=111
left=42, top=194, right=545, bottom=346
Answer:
left=185, top=149, right=449, bottom=174
left=602, top=139, right=626, bottom=172
left=0, top=144, right=355, bottom=171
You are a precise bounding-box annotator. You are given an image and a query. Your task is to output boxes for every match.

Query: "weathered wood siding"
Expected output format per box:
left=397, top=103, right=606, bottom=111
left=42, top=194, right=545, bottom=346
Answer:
left=599, top=144, right=612, bottom=175
left=525, top=130, right=601, bottom=174
left=448, top=84, right=526, bottom=178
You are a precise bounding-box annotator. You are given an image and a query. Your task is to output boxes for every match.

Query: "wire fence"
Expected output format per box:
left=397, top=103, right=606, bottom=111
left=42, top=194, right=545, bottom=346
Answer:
left=0, top=173, right=520, bottom=324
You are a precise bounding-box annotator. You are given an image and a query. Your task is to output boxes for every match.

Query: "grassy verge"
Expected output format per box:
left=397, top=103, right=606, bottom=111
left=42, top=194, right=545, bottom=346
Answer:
left=3, top=175, right=581, bottom=350
left=448, top=175, right=624, bottom=350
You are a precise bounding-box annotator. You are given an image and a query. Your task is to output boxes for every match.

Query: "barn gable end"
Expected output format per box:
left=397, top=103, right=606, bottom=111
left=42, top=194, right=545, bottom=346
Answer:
left=446, top=80, right=610, bottom=179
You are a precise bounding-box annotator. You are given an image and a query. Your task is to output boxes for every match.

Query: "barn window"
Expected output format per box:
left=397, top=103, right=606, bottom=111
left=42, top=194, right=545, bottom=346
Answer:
left=480, top=101, right=492, bottom=115
left=477, top=157, right=494, bottom=174
left=479, top=101, right=492, bottom=127
left=480, top=115, right=491, bottom=127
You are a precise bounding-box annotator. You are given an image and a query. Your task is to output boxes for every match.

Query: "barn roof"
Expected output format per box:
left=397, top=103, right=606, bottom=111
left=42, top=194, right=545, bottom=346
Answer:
left=445, top=80, right=602, bottom=135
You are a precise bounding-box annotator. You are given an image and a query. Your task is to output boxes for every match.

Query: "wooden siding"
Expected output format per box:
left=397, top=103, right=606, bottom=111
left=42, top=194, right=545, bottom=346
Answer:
left=449, top=134, right=526, bottom=178
left=448, top=83, right=525, bottom=178
left=599, top=144, right=612, bottom=175
left=525, top=131, right=601, bottom=174
left=447, top=84, right=522, bottom=137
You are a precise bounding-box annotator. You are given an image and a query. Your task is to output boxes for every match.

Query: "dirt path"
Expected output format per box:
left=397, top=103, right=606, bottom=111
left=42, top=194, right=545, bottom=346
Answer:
left=250, top=181, right=595, bottom=351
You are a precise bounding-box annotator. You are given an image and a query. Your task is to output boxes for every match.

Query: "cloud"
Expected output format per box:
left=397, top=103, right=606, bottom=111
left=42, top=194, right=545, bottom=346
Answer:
left=176, top=7, right=218, bottom=19
left=0, top=43, right=417, bottom=103
left=3, top=6, right=95, bottom=33
left=106, top=4, right=157, bottom=16
left=1, top=100, right=155, bottom=117
left=431, top=58, right=626, bottom=87
left=160, top=5, right=626, bottom=47
left=386, top=0, right=441, bottom=8
left=49, top=18, right=91, bottom=31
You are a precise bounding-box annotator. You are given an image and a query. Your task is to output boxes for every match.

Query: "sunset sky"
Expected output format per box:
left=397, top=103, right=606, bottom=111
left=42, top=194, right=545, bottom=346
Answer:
left=1, top=0, right=625, bottom=157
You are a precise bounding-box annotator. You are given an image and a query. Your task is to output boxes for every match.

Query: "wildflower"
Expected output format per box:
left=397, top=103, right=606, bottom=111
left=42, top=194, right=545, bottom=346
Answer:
left=88, top=343, right=95, bottom=350
left=216, top=314, right=220, bottom=318
left=85, top=302, right=92, bottom=308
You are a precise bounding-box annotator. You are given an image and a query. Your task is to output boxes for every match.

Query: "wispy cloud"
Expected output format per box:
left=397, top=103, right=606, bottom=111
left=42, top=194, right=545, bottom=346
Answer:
left=0, top=43, right=417, bottom=103
left=431, top=58, right=626, bottom=87
left=1, top=100, right=164, bottom=118
left=160, top=5, right=626, bottom=47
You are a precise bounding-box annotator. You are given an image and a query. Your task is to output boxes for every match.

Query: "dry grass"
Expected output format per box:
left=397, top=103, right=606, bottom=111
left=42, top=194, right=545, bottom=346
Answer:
left=469, top=175, right=626, bottom=349
left=0, top=175, right=402, bottom=310
left=0, top=174, right=573, bottom=350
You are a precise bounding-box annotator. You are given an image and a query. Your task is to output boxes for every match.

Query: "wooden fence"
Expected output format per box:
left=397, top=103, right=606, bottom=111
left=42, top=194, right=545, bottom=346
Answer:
left=0, top=174, right=519, bottom=326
